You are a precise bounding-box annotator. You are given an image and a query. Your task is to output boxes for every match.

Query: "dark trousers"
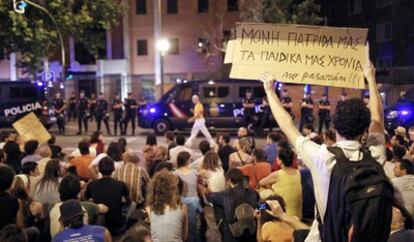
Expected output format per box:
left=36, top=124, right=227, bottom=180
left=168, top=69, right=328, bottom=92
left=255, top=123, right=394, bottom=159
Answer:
left=114, top=113, right=122, bottom=135
left=318, top=115, right=330, bottom=134
left=243, top=113, right=255, bottom=128
left=258, top=110, right=272, bottom=133
left=77, top=112, right=88, bottom=133
left=96, top=113, right=111, bottom=134
left=56, top=114, right=65, bottom=134
left=68, top=106, right=76, bottom=121
left=122, top=114, right=136, bottom=134
left=90, top=107, right=96, bottom=121
left=299, top=113, right=313, bottom=132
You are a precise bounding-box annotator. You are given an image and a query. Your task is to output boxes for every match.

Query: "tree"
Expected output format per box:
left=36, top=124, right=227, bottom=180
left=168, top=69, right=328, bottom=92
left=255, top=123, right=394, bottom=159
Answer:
left=0, top=0, right=125, bottom=77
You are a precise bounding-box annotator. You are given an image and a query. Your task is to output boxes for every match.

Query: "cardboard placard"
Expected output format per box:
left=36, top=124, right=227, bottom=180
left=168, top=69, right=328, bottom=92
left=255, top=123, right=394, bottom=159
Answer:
left=226, top=23, right=368, bottom=89
left=13, top=112, right=51, bottom=144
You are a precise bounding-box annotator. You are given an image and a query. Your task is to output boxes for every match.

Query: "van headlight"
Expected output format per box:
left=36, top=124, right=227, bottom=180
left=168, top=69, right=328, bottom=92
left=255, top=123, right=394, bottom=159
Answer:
left=386, top=111, right=398, bottom=119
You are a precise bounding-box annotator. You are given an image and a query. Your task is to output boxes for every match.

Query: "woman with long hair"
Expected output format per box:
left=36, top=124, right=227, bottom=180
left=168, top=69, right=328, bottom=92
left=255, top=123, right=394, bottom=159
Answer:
left=146, top=171, right=188, bottom=242
left=90, top=131, right=105, bottom=155
left=145, top=133, right=158, bottom=149
left=89, top=142, right=124, bottom=178
left=198, top=151, right=225, bottom=192
left=32, top=159, right=62, bottom=205
left=229, top=137, right=252, bottom=169
left=3, top=140, right=24, bottom=173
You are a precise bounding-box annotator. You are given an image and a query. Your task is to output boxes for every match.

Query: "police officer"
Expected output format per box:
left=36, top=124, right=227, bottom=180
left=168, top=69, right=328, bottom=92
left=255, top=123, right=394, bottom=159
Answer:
left=318, top=94, right=331, bottom=134
left=76, top=91, right=89, bottom=135
left=337, top=92, right=348, bottom=108
left=52, top=92, right=66, bottom=135
left=242, top=89, right=255, bottom=128
left=112, top=94, right=123, bottom=136
left=258, top=96, right=272, bottom=134
left=281, top=89, right=293, bottom=117
left=121, top=93, right=139, bottom=135
left=95, top=93, right=111, bottom=135
left=68, top=92, right=77, bottom=121
left=299, top=92, right=314, bottom=132
left=89, top=93, right=97, bottom=121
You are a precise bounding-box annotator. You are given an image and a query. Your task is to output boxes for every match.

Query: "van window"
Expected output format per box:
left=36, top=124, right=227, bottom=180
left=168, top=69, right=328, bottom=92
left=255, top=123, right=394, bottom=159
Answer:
left=10, top=87, right=37, bottom=99
left=217, top=87, right=229, bottom=98
left=253, top=86, right=266, bottom=99
left=239, top=86, right=252, bottom=98
left=176, top=85, right=192, bottom=102
left=203, top=87, right=216, bottom=98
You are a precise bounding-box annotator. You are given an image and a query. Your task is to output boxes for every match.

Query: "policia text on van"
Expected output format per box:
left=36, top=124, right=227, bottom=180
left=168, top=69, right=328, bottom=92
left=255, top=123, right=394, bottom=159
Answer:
left=138, top=80, right=278, bottom=134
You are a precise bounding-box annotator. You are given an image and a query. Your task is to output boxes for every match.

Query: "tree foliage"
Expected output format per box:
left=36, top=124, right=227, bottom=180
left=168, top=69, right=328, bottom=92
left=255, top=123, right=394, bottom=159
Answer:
left=0, top=0, right=125, bottom=77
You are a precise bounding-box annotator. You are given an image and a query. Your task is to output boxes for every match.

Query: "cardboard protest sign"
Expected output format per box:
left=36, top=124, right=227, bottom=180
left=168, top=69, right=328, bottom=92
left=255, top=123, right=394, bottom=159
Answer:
left=226, top=23, right=368, bottom=89
left=13, top=112, right=51, bottom=144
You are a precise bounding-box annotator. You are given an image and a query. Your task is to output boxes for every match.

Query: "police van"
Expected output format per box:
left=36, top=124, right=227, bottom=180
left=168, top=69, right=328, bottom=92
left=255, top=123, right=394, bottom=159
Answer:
left=385, top=87, right=414, bottom=133
left=138, top=79, right=276, bottom=134
left=0, top=81, right=55, bottom=128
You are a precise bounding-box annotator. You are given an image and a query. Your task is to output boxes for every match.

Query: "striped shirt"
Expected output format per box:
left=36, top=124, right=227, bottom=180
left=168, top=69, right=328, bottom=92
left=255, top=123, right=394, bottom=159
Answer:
left=113, top=162, right=150, bottom=203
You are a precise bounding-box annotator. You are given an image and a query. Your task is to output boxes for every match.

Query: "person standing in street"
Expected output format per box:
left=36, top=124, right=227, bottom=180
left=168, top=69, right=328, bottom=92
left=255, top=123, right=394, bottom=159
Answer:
left=281, top=89, right=293, bottom=118
left=299, top=92, right=314, bottom=132
left=89, top=93, right=97, bottom=122
left=112, top=94, right=123, bottom=136
left=337, top=92, right=348, bottom=108
left=52, top=92, right=66, bottom=135
left=122, top=93, right=139, bottom=135
left=242, top=89, right=256, bottom=128
left=258, top=96, right=272, bottom=135
left=77, top=91, right=90, bottom=135
left=68, top=92, right=77, bottom=121
left=318, top=94, right=331, bottom=134
left=95, top=93, right=111, bottom=135
left=185, top=95, right=215, bottom=148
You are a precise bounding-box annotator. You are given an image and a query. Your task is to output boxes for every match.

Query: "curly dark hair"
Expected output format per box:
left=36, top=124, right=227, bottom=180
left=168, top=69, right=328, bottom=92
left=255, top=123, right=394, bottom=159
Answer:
left=146, top=171, right=180, bottom=216
left=333, top=98, right=371, bottom=140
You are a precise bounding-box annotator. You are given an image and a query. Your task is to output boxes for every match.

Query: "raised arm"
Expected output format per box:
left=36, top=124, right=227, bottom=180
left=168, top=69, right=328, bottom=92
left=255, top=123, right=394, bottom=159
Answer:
left=260, top=72, right=302, bottom=144
left=364, top=62, right=384, bottom=134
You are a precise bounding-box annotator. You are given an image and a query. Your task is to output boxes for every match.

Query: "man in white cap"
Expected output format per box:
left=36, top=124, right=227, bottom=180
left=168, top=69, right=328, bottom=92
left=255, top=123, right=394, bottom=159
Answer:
left=186, top=95, right=215, bottom=148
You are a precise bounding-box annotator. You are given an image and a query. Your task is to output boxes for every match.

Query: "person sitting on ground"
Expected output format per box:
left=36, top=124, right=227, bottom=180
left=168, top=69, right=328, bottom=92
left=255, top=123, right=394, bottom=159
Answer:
left=145, top=133, right=158, bottom=150
left=122, top=227, right=152, bottom=242
left=0, top=224, right=28, bottom=242
left=70, top=141, right=95, bottom=181
left=391, top=134, right=408, bottom=149
left=388, top=207, right=414, bottom=242
left=48, top=136, right=62, bottom=159
left=233, top=127, right=255, bottom=151
left=118, top=137, right=129, bottom=161
left=240, top=149, right=272, bottom=190
left=256, top=195, right=294, bottom=242
left=229, top=137, right=252, bottom=169
left=52, top=199, right=112, bottom=242
left=198, top=151, right=226, bottom=193
left=144, top=146, right=158, bottom=177
left=394, top=126, right=410, bottom=148
left=392, top=159, right=414, bottom=218
left=32, top=159, right=62, bottom=206
left=36, top=144, right=52, bottom=176
left=154, top=146, right=169, bottom=164
left=263, top=132, right=283, bottom=166
left=261, top=63, right=391, bottom=241
left=323, top=129, right=336, bottom=147
left=89, top=142, right=125, bottom=179
left=21, top=162, right=40, bottom=197
left=165, top=131, right=177, bottom=152
left=146, top=171, right=188, bottom=242
left=218, top=133, right=236, bottom=173
left=174, top=152, right=199, bottom=198
left=153, top=162, right=174, bottom=175
left=113, top=154, right=150, bottom=204
left=21, top=140, right=41, bottom=165
left=302, top=123, right=318, bottom=139
left=169, top=135, right=195, bottom=167
left=202, top=168, right=259, bottom=242
left=0, top=165, right=21, bottom=230
left=3, top=141, right=24, bottom=173
left=49, top=175, right=108, bottom=237
left=189, top=140, right=211, bottom=171
left=69, top=138, right=97, bottom=158
left=85, top=157, right=131, bottom=236
left=384, top=144, right=407, bottom=179
left=90, top=131, right=105, bottom=155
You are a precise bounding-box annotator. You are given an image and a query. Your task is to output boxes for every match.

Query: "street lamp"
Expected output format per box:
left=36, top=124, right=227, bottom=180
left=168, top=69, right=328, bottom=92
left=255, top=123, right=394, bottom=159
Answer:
left=156, top=39, right=170, bottom=95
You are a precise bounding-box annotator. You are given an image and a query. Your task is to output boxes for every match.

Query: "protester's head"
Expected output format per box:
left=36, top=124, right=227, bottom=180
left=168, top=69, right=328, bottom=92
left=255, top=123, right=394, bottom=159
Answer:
left=226, top=168, right=244, bottom=186
left=118, top=138, right=127, bottom=153
left=252, top=149, right=266, bottom=163
left=333, top=98, right=371, bottom=140
left=122, top=228, right=152, bottom=242
left=215, top=132, right=224, bottom=145
left=0, top=224, right=28, bottom=242
left=391, top=134, right=405, bottom=146
left=146, top=171, right=180, bottom=215
left=220, top=133, right=231, bottom=145
left=238, top=137, right=252, bottom=154
left=154, top=162, right=174, bottom=174
left=202, top=151, right=220, bottom=171
left=59, top=175, right=81, bottom=201
left=324, top=129, right=336, bottom=146
left=278, top=148, right=294, bottom=168
left=192, top=95, right=200, bottom=104
left=177, top=151, right=191, bottom=168
left=199, top=140, right=211, bottom=155
left=127, top=154, right=141, bottom=164
left=392, top=144, right=407, bottom=161
left=176, top=135, right=186, bottom=146
left=143, top=146, right=156, bottom=163
left=277, top=140, right=290, bottom=150
left=165, top=131, right=175, bottom=143
left=267, top=132, right=283, bottom=144
left=21, top=162, right=39, bottom=177
left=37, top=144, right=51, bottom=159
left=146, top=133, right=157, bottom=146
left=99, top=157, right=115, bottom=176
left=39, top=159, right=61, bottom=184
left=3, top=141, right=21, bottom=160
left=153, top=146, right=167, bottom=162
left=10, top=174, right=30, bottom=201
left=311, top=135, right=324, bottom=145
left=303, top=123, right=315, bottom=136
left=48, top=135, right=56, bottom=145
left=260, top=194, right=287, bottom=224
left=238, top=127, right=248, bottom=137
left=78, top=141, right=90, bottom=155
left=0, top=165, right=16, bottom=192
left=394, top=159, right=414, bottom=177
left=59, top=199, right=85, bottom=229
left=107, top=142, right=123, bottom=161
left=90, top=131, right=103, bottom=144
left=24, top=140, right=39, bottom=155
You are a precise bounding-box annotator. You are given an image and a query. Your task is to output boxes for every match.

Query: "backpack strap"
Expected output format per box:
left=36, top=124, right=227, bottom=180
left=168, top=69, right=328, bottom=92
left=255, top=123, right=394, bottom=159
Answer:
left=327, top=146, right=350, bottom=164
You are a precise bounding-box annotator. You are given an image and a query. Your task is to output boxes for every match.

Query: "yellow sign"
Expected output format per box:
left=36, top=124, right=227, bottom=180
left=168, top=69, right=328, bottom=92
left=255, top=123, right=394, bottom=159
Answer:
left=227, top=23, right=369, bottom=89
left=13, top=112, right=51, bottom=144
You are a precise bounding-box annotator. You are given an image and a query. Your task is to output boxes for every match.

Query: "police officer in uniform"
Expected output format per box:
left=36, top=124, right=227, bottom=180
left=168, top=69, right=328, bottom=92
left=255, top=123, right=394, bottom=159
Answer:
left=258, top=96, right=272, bottom=134
left=318, top=94, right=331, bottom=134
left=121, top=93, right=139, bottom=135
left=68, top=92, right=77, bottom=121
left=242, top=89, right=255, bottom=128
left=337, top=92, right=348, bottom=108
left=76, top=91, right=89, bottom=135
left=281, top=89, right=293, bottom=117
left=52, top=92, right=66, bottom=135
left=299, top=92, right=314, bottom=132
left=95, top=93, right=111, bottom=135
left=89, top=93, right=97, bottom=121
left=112, top=94, right=123, bottom=136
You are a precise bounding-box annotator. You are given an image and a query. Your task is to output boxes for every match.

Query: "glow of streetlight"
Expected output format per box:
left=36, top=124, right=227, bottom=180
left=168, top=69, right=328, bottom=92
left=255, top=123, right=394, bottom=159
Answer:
left=156, top=39, right=170, bottom=54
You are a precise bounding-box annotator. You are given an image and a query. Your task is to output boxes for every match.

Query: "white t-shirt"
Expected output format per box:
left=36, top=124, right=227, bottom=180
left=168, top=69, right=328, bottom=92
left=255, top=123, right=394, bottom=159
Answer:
left=89, top=153, right=124, bottom=179
left=392, top=175, right=414, bottom=218
left=169, top=146, right=197, bottom=167
left=295, top=133, right=385, bottom=242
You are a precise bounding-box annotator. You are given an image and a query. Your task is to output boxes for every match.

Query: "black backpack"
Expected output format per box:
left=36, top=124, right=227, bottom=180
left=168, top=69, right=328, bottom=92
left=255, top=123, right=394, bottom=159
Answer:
left=318, top=147, right=394, bottom=242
